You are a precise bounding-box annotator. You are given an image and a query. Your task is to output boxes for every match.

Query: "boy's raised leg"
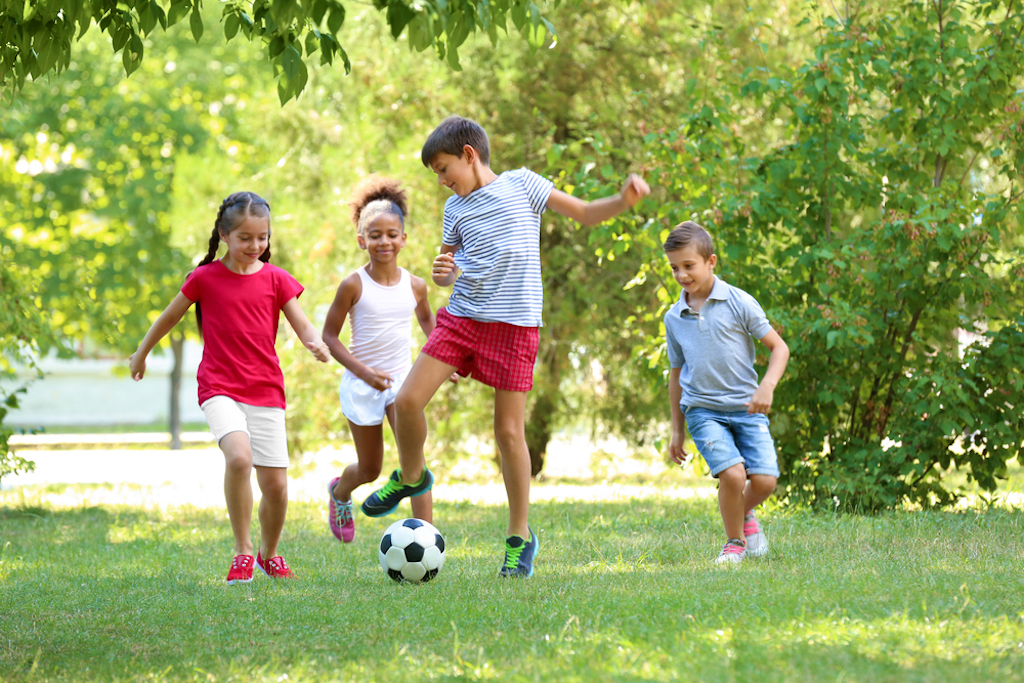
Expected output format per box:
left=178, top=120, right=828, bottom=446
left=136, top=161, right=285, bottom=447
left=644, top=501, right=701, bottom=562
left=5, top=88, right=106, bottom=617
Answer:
left=360, top=353, right=456, bottom=517
left=494, top=389, right=538, bottom=577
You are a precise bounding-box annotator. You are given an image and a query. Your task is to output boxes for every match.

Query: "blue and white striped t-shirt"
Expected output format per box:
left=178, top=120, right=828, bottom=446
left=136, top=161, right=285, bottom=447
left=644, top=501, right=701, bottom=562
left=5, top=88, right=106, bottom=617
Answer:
left=442, top=168, right=554, bottom=327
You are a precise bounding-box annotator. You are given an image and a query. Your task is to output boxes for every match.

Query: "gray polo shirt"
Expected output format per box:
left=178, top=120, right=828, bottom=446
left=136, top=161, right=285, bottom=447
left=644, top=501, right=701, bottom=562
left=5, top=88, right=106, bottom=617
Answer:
left=664, top=277, right=773, bottom=412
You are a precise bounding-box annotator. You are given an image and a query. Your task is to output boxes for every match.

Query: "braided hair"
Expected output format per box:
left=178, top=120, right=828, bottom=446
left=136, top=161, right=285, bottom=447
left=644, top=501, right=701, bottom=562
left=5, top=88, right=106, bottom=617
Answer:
left=350, top=175, right=408, bottom=236
left=194, top=191, right=272, bottom=335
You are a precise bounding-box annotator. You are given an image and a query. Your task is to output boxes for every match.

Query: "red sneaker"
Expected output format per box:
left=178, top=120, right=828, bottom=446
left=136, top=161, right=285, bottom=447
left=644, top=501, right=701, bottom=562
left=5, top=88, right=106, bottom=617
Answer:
left=226, top=554, right=255, bottom=584
left=256, top=551, right=296, bottom=579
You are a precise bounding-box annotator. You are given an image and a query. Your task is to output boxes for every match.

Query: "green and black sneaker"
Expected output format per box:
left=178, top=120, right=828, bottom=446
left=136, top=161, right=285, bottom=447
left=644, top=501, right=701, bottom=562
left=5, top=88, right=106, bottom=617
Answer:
left=360, top=468, right=433, bottom=517
left=499, top=527, right=539, bottom=578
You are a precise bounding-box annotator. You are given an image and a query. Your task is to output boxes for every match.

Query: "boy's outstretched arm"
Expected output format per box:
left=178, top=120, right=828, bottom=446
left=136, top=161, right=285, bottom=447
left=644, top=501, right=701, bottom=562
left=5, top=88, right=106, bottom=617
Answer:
left=668, top=366, right=688, bottom=465
left=546, top=173, right=650, bottom=227
left=747, top=330, right=790, bottom=415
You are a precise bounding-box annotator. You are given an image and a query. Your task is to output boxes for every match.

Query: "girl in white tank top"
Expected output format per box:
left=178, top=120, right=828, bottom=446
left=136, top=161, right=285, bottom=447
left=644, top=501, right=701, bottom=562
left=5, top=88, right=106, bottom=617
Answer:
left=321, top=176, right=441, bottom=544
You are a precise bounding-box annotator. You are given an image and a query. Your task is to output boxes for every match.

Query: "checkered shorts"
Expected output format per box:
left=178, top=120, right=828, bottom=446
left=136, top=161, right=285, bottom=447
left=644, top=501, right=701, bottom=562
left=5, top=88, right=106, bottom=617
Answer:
left=421, top=308, right=539, bottom=392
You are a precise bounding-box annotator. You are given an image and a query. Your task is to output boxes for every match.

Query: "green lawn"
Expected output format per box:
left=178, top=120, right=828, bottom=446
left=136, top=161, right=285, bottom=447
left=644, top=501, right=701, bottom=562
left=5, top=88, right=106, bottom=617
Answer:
left=2, top=482, right=1023, bottom=682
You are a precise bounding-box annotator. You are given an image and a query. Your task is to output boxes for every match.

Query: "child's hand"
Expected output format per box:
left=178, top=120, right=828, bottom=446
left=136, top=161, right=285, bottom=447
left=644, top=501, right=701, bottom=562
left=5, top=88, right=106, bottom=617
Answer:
left=447, top=372, right=461, bottom=384
left=432, top=252, right=456, bottom=283
left=746, top=384, right=774, bottom=414
left=669, top=431, right=688, bottom=465
left=620, top=173, right=651, bottom=208
left=307, top=340, right=331, bottom=363
left=360, top=367, right=394, bottom=392
left=129, top=351, right=146, bottom=381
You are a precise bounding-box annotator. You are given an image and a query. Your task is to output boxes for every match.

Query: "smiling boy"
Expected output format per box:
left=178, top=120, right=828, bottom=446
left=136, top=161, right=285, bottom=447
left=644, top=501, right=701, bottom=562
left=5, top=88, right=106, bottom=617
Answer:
left=663, top=221, right=790, bottom=564
left=360, top=115, right=649, bottom=577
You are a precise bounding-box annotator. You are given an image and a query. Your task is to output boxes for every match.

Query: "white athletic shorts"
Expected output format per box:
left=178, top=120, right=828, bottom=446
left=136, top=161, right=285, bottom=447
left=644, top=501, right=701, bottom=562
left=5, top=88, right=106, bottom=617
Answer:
left=339, top=369, right=409, bottom=427
left=200, top=395, right=289, bottom=468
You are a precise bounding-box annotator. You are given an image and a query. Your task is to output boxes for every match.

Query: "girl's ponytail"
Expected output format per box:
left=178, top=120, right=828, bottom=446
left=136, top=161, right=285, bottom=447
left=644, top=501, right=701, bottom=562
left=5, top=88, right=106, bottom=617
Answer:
left=193, top=192, right=272, bottom=335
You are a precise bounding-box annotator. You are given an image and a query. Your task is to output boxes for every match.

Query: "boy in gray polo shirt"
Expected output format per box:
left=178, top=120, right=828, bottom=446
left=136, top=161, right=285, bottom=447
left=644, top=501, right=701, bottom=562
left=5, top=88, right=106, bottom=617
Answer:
left=663, top=221, right=790, bottom=564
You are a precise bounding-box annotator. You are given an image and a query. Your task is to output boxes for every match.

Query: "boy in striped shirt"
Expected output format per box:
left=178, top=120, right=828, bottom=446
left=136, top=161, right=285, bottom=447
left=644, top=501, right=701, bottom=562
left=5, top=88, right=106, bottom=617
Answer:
left=362, top=115, right=649, bottom=577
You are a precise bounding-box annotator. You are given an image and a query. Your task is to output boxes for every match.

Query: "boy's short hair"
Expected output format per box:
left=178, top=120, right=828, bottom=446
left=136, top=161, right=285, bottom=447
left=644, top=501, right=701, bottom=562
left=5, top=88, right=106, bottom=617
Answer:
left=663, top=221, right=715, bottom=259
left=421, top=115, right=491, bottom=167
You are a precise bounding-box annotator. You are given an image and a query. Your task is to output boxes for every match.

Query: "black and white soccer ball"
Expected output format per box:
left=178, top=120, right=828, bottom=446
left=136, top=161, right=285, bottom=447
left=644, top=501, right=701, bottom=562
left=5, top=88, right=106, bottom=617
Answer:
left=378, top=518, right=446, bottom=583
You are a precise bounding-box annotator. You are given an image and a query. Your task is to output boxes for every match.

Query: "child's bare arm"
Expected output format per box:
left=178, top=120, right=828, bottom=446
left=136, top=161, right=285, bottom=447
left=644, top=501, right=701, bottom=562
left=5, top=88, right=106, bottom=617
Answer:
left=668, top=366, right=688, bottom=464
left=283, top=297, right=330, bottom=362
left=747, top=330, right=790, bottom=414
left=432, top=244, right=460, bottom=287
left=130, top=293, right=194, bottom=380
left=546, top=173, right=650, bottom=226
left=411, top=275, right=435, bottom=337
left=321, top=275, right=392, bottom=389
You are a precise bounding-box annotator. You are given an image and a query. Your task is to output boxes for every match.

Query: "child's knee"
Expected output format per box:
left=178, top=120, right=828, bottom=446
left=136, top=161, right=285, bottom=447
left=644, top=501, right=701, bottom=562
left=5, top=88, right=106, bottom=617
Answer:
left=223, top=450, right=252, bottom=474
left=359, top=461, right=383, bottom=482
left=717, top=464, right=746, bottom=489
left=752, top=474, right=777, bottom=495
left=394, top=389, right=423, bottom=416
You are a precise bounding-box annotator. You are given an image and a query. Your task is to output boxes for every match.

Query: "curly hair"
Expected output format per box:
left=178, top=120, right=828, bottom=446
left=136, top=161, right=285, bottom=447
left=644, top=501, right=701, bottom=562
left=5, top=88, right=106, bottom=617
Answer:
left=349, top=175, right=409, bottom=236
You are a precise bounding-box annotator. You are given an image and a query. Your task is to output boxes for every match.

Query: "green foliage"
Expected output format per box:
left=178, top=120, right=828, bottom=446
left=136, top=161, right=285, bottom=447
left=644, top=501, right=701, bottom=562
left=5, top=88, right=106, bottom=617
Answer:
left=0, top=0, right=558, bottom=103
left=0, top=263, right=59, bottom=481
left=598, top=1, right=1024, bottom=510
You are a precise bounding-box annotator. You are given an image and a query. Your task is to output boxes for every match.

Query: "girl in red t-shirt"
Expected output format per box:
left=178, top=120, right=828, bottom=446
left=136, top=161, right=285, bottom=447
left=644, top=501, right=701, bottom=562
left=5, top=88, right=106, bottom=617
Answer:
left=130, top=192, right=330, bottom=585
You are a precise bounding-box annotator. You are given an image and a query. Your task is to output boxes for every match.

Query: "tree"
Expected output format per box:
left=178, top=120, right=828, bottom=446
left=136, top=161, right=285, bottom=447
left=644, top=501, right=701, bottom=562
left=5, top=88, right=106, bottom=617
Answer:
left=1, top=0, right=557, bottom=103
left=600, top=0, right=1024, bottom=509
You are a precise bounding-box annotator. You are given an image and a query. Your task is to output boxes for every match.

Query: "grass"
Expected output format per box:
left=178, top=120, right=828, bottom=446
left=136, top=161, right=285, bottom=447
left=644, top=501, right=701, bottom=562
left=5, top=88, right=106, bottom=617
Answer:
left=2, top=479, right=1023, bottom=683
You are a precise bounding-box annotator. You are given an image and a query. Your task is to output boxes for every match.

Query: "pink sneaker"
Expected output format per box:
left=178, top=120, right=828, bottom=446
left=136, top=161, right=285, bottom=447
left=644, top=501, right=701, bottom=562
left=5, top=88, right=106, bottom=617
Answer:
left=328, top=477, right=355, bottom=543
left=744, top=510, right=768, bottom=557
left=256, top=551, right=296, bottom=579
left=714, top=538, right=747, bottom=565
left=226, top=554, right=255, bottom=584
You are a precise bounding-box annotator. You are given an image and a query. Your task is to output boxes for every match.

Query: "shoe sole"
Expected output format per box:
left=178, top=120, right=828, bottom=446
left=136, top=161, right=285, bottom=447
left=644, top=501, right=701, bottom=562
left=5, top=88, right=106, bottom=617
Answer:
left=226, top=577, right=253, bottom=585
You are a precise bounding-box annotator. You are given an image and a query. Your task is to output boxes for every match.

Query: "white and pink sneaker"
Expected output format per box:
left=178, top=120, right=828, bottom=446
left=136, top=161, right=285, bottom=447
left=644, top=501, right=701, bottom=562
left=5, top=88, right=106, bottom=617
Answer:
left=744, top=510, right=768, bottom=557
left=715, top=538, right=747, bottom=565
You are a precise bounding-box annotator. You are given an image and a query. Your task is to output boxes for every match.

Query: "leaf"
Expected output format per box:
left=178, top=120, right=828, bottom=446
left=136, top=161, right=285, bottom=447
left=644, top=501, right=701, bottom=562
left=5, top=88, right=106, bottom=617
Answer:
left=387, top=1, right=417, bottom=39
left=282, top=44, right=301, bottom=79
left=224, top=13, right=240, bottom=40
left=190, top=6, right=204, bottom=42
left=327, top=4, right=345, bottom=34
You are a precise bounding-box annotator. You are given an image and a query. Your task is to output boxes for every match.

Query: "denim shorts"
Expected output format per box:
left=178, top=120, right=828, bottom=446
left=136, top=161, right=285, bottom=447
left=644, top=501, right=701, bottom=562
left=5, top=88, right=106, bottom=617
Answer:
left=684, top=407, right=780, bottom=478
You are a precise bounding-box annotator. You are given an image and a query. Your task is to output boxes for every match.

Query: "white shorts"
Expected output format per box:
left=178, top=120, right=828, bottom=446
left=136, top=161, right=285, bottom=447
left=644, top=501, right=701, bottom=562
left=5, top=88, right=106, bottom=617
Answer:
left=339, top=369, right=409, bottom=427
left=200, top=396, right=289, bottom=468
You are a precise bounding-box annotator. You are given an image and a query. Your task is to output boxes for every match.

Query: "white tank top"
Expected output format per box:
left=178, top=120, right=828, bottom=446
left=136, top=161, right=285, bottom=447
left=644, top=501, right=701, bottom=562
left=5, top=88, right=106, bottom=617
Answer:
left=348, top=266, right=416, bottom=376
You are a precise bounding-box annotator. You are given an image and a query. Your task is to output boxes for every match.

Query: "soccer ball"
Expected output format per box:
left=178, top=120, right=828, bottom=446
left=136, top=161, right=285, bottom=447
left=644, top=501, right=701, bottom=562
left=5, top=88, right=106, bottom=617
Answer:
left=378, top=518, right=446, bottom=583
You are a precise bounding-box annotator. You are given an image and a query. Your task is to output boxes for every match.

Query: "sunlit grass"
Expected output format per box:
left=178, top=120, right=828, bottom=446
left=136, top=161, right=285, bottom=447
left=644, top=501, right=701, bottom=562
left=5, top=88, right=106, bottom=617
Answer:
left=2, top=477, right=1023, bottom=682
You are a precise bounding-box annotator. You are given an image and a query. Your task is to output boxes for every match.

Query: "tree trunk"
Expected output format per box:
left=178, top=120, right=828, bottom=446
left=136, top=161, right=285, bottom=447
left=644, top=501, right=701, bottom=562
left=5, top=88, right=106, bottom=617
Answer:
left=169, top=330, right=183, bottom=450
left=525, top=342, right=564, bottom=477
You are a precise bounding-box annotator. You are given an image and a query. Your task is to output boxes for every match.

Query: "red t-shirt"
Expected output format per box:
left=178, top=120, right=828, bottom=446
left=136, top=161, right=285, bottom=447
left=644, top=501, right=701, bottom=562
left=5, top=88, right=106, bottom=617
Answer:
left=181, top=261, right=304, bottom=409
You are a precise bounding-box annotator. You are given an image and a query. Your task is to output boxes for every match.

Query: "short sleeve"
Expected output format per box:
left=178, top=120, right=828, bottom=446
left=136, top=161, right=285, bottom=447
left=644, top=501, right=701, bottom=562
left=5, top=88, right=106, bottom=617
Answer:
left=664, top=312, right=685, bottom=368
left=180, top=268, right=201, bottom=302
left=740, top=292, right=773, bottom=340
left=275, top=267, right=304, bottom=309
left=516, top=168, right=555, bottom=214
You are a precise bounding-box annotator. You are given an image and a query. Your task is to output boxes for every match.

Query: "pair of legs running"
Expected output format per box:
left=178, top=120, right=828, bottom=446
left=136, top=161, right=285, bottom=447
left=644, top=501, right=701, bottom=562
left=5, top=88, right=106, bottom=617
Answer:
left=715, top=464, right=777, bottom=564
left=329, top=405, right=433, bottom=542
left=356, top=352, right=539, bottom=577
left=219, top=431, right=295, bottom=583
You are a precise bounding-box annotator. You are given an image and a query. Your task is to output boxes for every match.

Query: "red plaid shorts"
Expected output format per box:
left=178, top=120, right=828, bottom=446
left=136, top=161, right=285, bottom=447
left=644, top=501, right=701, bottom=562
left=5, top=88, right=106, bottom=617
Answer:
left=421, top=308, right=540, bottom=392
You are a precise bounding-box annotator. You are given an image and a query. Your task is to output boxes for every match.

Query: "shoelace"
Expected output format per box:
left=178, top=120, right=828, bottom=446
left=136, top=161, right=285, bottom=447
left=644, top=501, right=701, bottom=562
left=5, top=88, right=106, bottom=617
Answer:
left=504, top=541, right=526, bottom=569
left=721, top=540, right=746, bottom=555
left=334, top=501, right=353, bottom=526
left=742, top=516, right=760, bottom=536
left=376, top=477, right=402, bottom=500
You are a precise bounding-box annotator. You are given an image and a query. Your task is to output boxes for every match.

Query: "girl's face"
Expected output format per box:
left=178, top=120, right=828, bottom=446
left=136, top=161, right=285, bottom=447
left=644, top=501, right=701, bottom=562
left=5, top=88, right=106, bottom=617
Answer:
left=221, top=216, right=270, bottom=268
left=358, top=213, right=406, bottom=263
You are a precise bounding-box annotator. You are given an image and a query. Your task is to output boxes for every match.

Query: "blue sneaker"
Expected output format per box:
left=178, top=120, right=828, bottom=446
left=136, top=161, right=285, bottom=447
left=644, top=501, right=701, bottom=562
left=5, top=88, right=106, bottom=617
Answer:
left=499, top=527, right=539, bottom=578
left=360, top=468, right=433, bottom=517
